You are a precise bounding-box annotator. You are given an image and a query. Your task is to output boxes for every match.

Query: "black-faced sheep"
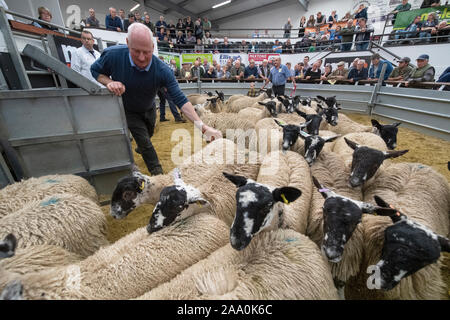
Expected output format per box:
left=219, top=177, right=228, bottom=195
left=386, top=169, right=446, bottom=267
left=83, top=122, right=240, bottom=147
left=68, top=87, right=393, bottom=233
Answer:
left=371, top=119, right=401, bottom=150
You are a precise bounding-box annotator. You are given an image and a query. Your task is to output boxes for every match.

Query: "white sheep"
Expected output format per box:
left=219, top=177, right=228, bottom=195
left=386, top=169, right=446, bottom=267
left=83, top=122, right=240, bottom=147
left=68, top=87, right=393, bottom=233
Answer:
left=320, top=113, right=372, bottom=135
left=0, top=213, right=230, bottom=300
left=0, top=193, right=108, bottom=258
left=0, top=174, right=97, bottom=218
left=224, top=91, right=272, bottom=113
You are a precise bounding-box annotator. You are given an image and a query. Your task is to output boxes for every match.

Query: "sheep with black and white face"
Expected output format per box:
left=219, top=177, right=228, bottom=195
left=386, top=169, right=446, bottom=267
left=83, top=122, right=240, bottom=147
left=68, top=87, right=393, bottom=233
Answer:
left=371, top=119, right=401, bottom=150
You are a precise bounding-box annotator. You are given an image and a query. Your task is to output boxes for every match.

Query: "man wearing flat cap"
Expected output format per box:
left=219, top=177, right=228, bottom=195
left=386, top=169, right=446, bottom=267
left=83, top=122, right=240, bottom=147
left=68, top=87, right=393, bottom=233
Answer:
left=405, top=54, right=435, bottom=87
left=328, top=61, right=349, bottom=81
left=388, top=57, right=413, bottom=81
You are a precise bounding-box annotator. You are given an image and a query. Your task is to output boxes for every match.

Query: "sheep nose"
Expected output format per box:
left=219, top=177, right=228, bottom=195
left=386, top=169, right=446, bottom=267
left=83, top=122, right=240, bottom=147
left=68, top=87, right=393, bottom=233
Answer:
left=323, top=246, right=343, bottom=263
left=349, top=176, right=362, bottom=188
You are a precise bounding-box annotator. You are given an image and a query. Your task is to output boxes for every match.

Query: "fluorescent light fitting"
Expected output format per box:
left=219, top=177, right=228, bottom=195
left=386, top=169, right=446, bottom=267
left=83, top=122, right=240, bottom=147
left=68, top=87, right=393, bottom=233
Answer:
left=212, top=0, right=231, bottom=9
left=130, top=4, right=140, bottom=12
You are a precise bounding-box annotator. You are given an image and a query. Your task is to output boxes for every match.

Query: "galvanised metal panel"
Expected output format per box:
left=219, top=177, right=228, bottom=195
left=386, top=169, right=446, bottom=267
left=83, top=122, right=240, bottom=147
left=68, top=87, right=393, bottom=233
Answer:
left=83, top=136, right=133, bottom=171
left=0, top=152, right=14, bottom=188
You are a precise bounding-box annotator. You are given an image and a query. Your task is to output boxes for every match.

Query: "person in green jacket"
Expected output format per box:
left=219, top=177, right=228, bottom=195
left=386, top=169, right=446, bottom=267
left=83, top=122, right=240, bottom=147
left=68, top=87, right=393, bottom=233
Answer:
left=391, top=0, right=412, bottom=25
left=405, top=54, right=435, bottom=87
left=338, top=19, right=355, bottom=51
left=388, top=57, right=413, bottom=81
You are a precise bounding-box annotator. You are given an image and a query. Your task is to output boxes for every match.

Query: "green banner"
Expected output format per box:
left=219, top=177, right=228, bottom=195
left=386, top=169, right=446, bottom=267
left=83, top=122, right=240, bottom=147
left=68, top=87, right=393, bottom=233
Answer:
left=181, top=53, right=213, bottom=65
left=394, top=6, right=450, bottom=30
left=158, top=53, right=181, bottom=69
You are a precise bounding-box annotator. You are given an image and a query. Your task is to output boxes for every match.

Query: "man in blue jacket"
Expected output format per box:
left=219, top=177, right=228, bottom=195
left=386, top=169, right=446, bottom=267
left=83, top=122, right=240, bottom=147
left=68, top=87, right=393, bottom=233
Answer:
left=105, top=7, right=123, bottom=32
left=368, top=53, right=393, bottom=81
left=91, top=23, right=222, bottom=175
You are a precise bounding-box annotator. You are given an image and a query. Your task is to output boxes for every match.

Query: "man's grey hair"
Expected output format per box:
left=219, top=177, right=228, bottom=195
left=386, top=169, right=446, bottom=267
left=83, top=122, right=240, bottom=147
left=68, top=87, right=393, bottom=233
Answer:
left=358, top=59, right=366, bottom=65
left=127, top=22, right=154, bottom=41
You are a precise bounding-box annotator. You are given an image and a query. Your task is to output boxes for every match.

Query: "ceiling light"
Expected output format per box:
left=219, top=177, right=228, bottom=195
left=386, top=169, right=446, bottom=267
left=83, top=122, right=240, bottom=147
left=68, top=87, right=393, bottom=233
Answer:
left=212, top=0, right=231, bottom=9
left=130, top=4, right=140, bottom=12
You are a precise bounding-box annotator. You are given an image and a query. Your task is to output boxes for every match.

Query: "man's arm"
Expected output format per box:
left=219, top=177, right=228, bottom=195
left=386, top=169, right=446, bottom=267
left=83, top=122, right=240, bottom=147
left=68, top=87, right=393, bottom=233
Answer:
left=91, top=52, right=125, bottom=96
left=97, top=74, right=125, bottom=96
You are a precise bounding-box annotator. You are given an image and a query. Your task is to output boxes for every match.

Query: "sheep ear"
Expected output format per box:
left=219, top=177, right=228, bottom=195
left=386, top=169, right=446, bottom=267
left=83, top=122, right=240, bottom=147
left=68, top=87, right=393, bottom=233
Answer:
left=299, top=119, right=312, bottom=130
left=223, top=172, right=249, bottom=187
left=274, top=119, right=285, bottom=128
left=373, top=195, right=404, bottom=220
left=0, top=234, right=17, bottom=257
left=258, top=101, right=268, bottom=106
left=316, top=95, right=326, bottom=102
left=383, top=149, right=408, bottom=159
left=323, top=135, right=340, bottom=143
left=295, top=109, right=307, bottom=118
left=273, top=187, right=302, bottom=204
left=392, top=122, right=401, bottom=128
left=312, top=176, right=332, bottom=199
left=206, top=98, right=214, bottom=101
left=344, top=138, right=359, bottom=150
left=276, top=96, right=284, bottom=102
left=371, top=119, right=382, bottom=129
left=438, top=235, right=450, bottom=253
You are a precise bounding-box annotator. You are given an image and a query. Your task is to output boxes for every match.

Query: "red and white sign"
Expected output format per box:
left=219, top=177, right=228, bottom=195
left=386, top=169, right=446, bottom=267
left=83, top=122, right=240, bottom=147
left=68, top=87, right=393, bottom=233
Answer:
left=248, top=53, right=280, bottom=65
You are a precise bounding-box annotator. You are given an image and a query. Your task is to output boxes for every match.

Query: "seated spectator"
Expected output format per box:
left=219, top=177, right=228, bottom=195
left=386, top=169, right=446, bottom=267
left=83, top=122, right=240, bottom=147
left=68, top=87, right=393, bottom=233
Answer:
left=348, top=59, right=369, bottom=83
left=212, top=38, right=221, bottom=53
left=259, top=59, right=270, bottom=81
left=262, top=29, right=270, bottom=38
left=221, top=37, right=231, bottom=53
left=216, top=64, right=224, bottom=78
left=249, top=41, right=259, bottom=53
left=247, top=82, right=259, bottom=97
left=181, top=63, right=192, bottom=79
left=155, top=16, right=167, bottom=33
left=354, top=4, right=368, bottom=20
left=354, top=18, right=373, bottom=50
left=272, top=40, right=283, bottom=53
left=222, top=65, right=231, bottom=79
left=169, top=59, right=180, bottom=78
left=419, top=12, right=438, bottom=43
left=321, top=63, right=333, bottom=80
left=123, top=13, right=135, bottom=32
left=194, top=38, right=204, bottom=53
left=388, top=57, right=413, bottom=81
left=105, top=7, right=123, bottom=32
left=194, top=19, right=204, bottom=40
left=231, top=60, right=245, bottom=80
left=420, top=0, right=441, bottom=8
left=176, top=19, right=185, bottom=36
left=394, top=15, right=422, bottom=44
left=202, top=58, right=210, bottom=71
left=307, top=15, right=316, bottom=27
left=285, top=62, right=295, bottom=77
left=85, top=8, right=100, bottom=28
left=437, top=66, right=450, bottom=83
left=331, top=26, right=342, bottom=47
left=339, top=19, right=355, bottom=51
left=190, top=60, right=205, bottom=78
left=186, top=31, right=196, bottom=44
left=304, top=61, right=322, bottom=80
left=294, top=62, right=305, bottom=78
left=176, top=31, right=185, bottom=44
left=245, top=59, right=259, bottom=79
left=316, top=12, right=326, bottom=26
left=368, top=53, right=394, bottom=81
left=203, top=17, right=211, bottom=32
left=239, top=40, right=249, bottom=53
left=299, top=31, right=313, bottom=47
left=185, top=16, right=194, bottom=35
left=143, top=14, right=155, bottom=33
left=226, top=58, right=233, bottom=71
left=204, top=65, right=217, bottom=79
left=405, top=54, right=435, bottom=86
left=252, top=30, right=260, bottom=38
left=328, top=10, right=338, bottom=27
left=436, top=21, right=450, bottom=42
left=284, top=18, right=292, bottom=38
left=391, top=0, right=411, bottom=25
left=168, top=20, right=176, bottom=38
left=157, top=27, right=166, bottom=42
left=328, top=61, right=349, bottom=81
left=203, top=31, right=213, bottom=44
left=349, top=58, right=360, bottom=72
left=32, top=6, right=58, bottom=30
left=283, top=39, right=294, bottom=54
left=340, top=12, right=352, bottom=22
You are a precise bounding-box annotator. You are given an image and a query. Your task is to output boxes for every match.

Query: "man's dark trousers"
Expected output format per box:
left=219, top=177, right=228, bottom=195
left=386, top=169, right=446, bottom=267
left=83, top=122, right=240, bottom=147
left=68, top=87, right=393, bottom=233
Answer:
left=272, top=84, right=285, bottom=97
left=158, top=90, right=182, bottom=121
left=125, top=108, right=163, bottom=175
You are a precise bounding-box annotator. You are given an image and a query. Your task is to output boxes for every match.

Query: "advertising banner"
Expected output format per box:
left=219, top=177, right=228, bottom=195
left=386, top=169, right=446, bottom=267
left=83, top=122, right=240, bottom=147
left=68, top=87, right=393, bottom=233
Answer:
left=181, top=53, right=213, bottom=65
left=248, top=53, right=280, bottom=65
left=394, top=6, right=450, bottom=30
left=214, top=53, right=247, bottom=66
left=159, top=53, right=181, bottom=69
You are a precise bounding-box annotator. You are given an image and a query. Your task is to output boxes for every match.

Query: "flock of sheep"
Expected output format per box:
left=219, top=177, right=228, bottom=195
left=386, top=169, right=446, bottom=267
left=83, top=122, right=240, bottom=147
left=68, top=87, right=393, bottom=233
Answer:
left=0, top=89, right=449, bottom=300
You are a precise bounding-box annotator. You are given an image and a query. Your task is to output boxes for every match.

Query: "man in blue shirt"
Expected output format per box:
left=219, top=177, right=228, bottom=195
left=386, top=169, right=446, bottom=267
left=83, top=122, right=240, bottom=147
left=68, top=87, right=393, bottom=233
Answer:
left=265, top=57, right=294, bottom=96
left=91, top=24, right=222, bottom=175
left=105, top=7, right=123, bottom=32
left=368, top=53, right=393, bottom=81
left=348, top=59, right=369, bottom=83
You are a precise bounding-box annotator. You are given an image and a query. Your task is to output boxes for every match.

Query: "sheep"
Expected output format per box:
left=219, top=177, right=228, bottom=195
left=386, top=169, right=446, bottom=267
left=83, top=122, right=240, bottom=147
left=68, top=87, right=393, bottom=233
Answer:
left=136, top=229, right=339, bottom=300
left=0, top=213, right=230, bottom=300
left=224, top=89, right=272, bottom=113
left=295, top=109, right=325, bottom=135
left=236, top=101, right=278, bottom=126
left=371, top=119, right=401, bottom=150
left=320, top=113, right=372, bottom=135
left=0, top=193, right=108, bottom=258
left=332, top=134, right=408, bottom=187
left=251, top=118, right=284, bottom=154
left=187, top=90, right=224, bottom=106
left=111, top=139, right=261, bottom=221
left=349, top=162, right=450, bottom=300
left=0, top=174, right=97, bottom=218
left=297, top=130, right=340, bottom=165
left=0, top=234, right=16, bottom=259
left=250, top=97, right=282, bottom=113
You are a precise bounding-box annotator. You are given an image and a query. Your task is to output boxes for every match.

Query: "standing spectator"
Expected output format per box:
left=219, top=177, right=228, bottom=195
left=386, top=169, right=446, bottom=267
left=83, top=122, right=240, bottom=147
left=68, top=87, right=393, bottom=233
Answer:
left=134, top=12, right=142, bottom=23
left=303, top=56, right=310, bottom=70
left=118, top=9, right=126, bottom=26
left=123, top=13, right=135, bottom=32
left=167, top=20, right=176, bottom=38
left=305, top=61, right=322, bottom=81
left=90, top=24, right=221, bottom=175
left=190, top=60, right=205, bottom=79
left=298, top=16, right=307, bottom=38
left=212, top=38, right=221, bottom=53
left=239, top=40, right=249, bottom=53
left=169, top=59, right=180, bottom=78
left=354, top=18, right=373, bottom=51
left=420, top=0, right=441, bottom=8
left=143, top=14, right=155, bottom=33
left=284, top=18, right=292, bottom=38
left=185, top=16, right=194, bottom=35
left=321, top=63, right=333, bottom=80
left=307, top=15, right=316, bottom=27
left=348, top=59, right=369, bottom=83
left=388, top=57, right=413, bottom=81
left=231, top=60, right=245, bottom=80
left=340, top=12, right=352, bottom=22
left=204, top=65, right=217, bottom=79
left=244, top=59, right=259, bottom=79
left=194, top=19, right=204, bottom=40
left=202, top=58, right=209, bottom=71
left=285, top=62, right=295, bottom=77
left=283, top=39, right=294, bottom=54
left=247, top=82, right=259, bottom=97
left=249, top=41, right=259, bottom=53
left=203, top=31, right=213, bottom=44
left=105, top=7, right=123, bottom=32
left=405, top=54, right=435, bottom=86
left=354, top=4, right=368, bottom=20
left=186, top=31, right=196, bottom=44
left=316, top=12, right=326, bottom=26
left=436, top=21, right=450, bottom=43
left=176, top=19, right=185, bottom=36
left=85, top=8, right=100, bottom=28
left=368, top=53, right=394, bottom=81
left=272, top=39, right=283, bottom=53
left=266, top=57, right=294, bottom=96
left=262, top=29, right=270, bottom=38
left=176, top=30, right=185, bottom=44
left=259, top=59, right=270, bottom=81
left=71, top=30, right=101, bottom=84
left=155, top=16, right=167, bottom=33
left=394, top=15, right=422, bottom=43
left=32, top=6, right=58, bottom=30
left=328, top=61, right=349, bottom=81
left=194, top=39, right=204, bottom=53
left=221, top=37, right=231, bottom=53
left=181, top=63, right=192, bottom=79
left=203, top=17, right=211, bottom=32
left=419, top=12, right=438, bottom=43
left=339, top=19, right=355, bottom=51
left=328, top=10, right=338, bottom=27
left=391, top=0, right=411, bottom=25
left=157, top=27, right=166, bottom=42
left=252, top=30, right=260, bottom=38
